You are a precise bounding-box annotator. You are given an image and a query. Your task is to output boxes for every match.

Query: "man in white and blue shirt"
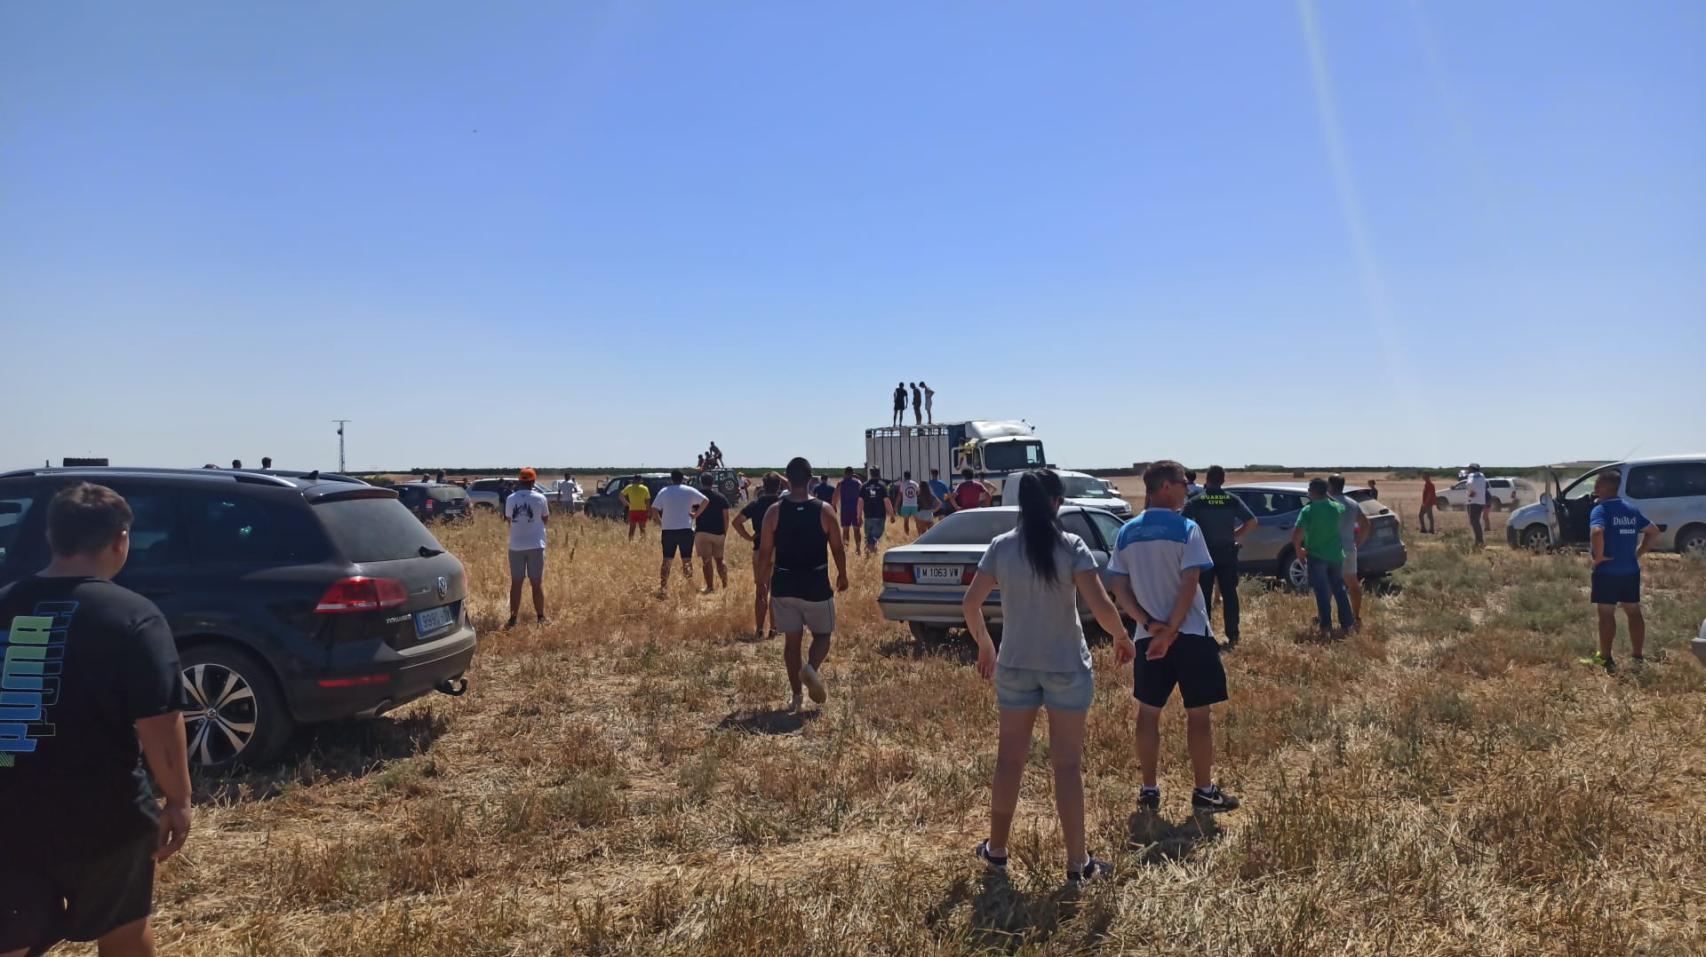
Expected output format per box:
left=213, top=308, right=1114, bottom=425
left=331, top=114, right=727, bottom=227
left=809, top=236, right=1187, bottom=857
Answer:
left=1108, top=460, right=1239, bottom=815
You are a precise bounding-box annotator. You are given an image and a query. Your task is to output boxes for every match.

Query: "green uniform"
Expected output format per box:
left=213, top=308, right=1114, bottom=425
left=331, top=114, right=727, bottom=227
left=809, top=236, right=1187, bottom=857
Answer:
left=1296, top=498, right=1346, bottom=563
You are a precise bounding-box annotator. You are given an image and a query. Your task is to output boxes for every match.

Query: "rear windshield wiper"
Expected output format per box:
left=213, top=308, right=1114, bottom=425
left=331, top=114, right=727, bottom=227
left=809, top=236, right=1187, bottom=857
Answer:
left=419, top=545, right=446, bottom=557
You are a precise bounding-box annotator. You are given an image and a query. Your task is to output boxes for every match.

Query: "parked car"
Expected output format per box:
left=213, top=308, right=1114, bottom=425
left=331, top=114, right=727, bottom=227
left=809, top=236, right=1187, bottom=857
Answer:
left=1505, top=455, right=1706, bottom=554
left=999, top=469, right=1132, bottom=519
left=1225, top=483, right=1407, bottom=590
left=1435, top=476, right=1535, bottom=511
left=0, top=467, right=478, bottom=769
left=583, top=473, right=673, bottom=520
left=877, top=505, right=1129, bottom=644
left=466, top=478, right=511, bottom=511
left=395, top=481, right=472, bottom=523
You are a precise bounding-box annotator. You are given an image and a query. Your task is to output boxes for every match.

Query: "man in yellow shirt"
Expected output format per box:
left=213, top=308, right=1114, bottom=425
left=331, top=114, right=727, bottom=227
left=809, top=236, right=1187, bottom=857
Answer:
left=620, top=479, right=653, bottom=539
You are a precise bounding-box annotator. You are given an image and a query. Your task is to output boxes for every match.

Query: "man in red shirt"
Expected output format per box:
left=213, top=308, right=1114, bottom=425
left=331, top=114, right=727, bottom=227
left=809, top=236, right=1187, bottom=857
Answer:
left=1419, top=475, right=1437, bottom=534
left=955, top=467, right=989, bottom=510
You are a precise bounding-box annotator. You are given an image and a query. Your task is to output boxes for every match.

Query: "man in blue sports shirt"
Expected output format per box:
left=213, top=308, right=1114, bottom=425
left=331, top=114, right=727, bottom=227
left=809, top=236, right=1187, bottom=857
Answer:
left=1584, top=469, right=1659, bottom=673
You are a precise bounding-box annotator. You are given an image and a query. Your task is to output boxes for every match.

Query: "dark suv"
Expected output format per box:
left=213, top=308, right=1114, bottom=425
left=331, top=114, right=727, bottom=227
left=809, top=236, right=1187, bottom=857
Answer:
left=395, top=482, right=472, bottom=523
left=0, top=468, right=478, bottom=769
left=584, top=473, right=672, bottom=520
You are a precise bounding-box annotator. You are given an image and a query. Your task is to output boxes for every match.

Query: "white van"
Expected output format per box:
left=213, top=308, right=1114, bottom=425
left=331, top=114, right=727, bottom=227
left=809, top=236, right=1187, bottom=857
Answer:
left=1000, top=469, right=1132, bottom=519
left=1505, top=454, right=1706, bottom=554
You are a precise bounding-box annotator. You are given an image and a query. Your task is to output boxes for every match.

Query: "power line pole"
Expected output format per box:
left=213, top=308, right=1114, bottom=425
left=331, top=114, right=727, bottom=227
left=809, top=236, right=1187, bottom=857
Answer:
left=333, top=419, right=350, bottom=473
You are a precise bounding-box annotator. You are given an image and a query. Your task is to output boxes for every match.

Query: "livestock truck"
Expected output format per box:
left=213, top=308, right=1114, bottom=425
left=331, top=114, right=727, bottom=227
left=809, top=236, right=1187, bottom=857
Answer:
left=864, top=420, right=1047, bottom=501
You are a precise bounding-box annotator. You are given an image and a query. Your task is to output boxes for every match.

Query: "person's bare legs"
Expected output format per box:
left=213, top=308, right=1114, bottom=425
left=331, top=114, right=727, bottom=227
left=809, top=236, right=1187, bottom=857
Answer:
left=97, top=916, right=155, bottom=957
left=1625, top=603, right=1645, bottom=658
left=529, top=578, right=545, bottom=619
left=988, top=706, right=1040, bottom=857
left=753, top=576, right=772, bottom=636
left=1186, top=706, right=1214, bottom=790
left=507, top=576, right=524, bottom=622
left=783, top=630, right=805, bottom=709
left=1046, top=706, right=1089, bottom=870
left=807, top=630, right=830, bottom=671
left=716, top=555, right=728, bottom=589
left=1597, top=604, right=1617, bottom=658
left=1344, top=572, right=1363, bottom=622
left=1135, top=703, right=1163, bottom=789
left=659, top=558, right=671, bottom=591
left=701, top=554, right=716, bottom=591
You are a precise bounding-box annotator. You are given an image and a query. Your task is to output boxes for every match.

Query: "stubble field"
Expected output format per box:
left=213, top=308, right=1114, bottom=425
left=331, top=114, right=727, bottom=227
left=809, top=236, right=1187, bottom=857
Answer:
left=70, top=490, right=1706, bottom=956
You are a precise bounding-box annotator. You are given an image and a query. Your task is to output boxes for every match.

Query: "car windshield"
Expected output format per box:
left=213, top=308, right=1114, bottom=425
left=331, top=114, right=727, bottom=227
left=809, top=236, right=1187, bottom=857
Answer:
left=914, top=510, right=1018, bottom=545
left=1060, top=476, right=1113, bottom=499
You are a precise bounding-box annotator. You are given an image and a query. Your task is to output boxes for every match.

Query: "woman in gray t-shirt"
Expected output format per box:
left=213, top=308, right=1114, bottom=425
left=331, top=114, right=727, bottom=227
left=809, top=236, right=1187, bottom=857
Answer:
left=961, top=469, right=1134, bottom=887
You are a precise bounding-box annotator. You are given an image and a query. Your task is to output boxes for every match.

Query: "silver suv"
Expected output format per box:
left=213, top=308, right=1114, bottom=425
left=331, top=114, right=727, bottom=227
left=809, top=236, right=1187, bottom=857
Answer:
left=1506, top=455, right=1706, bottom=554
left=1226, top=484, right=1407, bottom=590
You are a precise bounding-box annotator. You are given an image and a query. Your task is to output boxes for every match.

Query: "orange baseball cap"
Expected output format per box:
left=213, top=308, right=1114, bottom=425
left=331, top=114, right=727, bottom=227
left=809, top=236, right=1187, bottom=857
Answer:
left=518, top=467, right=537, bottom=482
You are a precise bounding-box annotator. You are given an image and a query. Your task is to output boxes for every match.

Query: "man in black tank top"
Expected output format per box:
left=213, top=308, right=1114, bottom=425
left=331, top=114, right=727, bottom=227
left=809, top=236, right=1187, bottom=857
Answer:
left=759, top=456, right=850, bottom=712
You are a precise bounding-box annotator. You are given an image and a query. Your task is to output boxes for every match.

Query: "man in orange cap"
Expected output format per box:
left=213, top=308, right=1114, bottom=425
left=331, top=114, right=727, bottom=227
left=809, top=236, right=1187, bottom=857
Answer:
left=504, top=467, right=550, bottom=629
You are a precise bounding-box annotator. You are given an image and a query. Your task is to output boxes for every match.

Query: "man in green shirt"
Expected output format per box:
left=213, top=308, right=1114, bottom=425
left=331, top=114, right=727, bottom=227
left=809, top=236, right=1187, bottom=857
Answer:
left=1290, top=477, right=1355, bottom=638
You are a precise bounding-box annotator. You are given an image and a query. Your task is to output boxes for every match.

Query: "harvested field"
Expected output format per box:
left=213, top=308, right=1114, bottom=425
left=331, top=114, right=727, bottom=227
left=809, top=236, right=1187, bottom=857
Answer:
left=81, top=507, right=1706, bottom=955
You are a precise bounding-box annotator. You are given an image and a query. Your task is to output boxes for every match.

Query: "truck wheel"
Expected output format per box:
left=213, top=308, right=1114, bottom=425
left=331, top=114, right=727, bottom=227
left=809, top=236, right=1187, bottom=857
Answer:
left=179, top=644, right=293, bottom=771
left=908, top=622, right=950, bottom=645
left=1676, top=525, right=1706, bottom=558
left=1519, top=525, right=1551, bottom=551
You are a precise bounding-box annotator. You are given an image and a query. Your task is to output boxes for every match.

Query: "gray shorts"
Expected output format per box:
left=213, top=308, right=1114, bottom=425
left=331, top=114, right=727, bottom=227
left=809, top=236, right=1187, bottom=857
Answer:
left=773, top=596, right=835, bottom=635
left=509, top=547, right=545, bottom=583
left=1342, top=547, right=1358, bottom=577
left=994, top=665, right=1093, bottom=712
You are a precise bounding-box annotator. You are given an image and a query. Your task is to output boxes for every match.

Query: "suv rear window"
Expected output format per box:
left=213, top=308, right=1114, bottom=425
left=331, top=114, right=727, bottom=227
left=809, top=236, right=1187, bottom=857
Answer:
left=428, top=487, right=466, bottom=504
left=0, top=492, right=38, bottom=566
left=315, top=497, right=447, bottom=562
left=186, top=492, right=329, bottom=565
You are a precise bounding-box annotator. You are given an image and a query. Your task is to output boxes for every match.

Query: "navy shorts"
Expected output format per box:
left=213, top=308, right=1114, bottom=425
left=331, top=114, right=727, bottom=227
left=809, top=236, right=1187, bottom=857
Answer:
left=1133, top=633, right=1228, bottom=710
left=1590, top=568, right=1640, bottom=605
left=0, top=827, right=156, bottom=953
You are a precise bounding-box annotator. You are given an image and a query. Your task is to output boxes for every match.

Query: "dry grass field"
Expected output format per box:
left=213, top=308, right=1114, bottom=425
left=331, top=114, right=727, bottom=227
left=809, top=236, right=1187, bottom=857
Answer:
left=76, top=497, right=1706, bottom=956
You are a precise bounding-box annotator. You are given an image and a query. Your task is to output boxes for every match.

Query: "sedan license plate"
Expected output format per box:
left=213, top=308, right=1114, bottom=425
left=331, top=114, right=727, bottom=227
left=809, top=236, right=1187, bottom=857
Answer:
left=413, top=604, right=457, bottom=637
left=915, top=564, right=964, bottom=584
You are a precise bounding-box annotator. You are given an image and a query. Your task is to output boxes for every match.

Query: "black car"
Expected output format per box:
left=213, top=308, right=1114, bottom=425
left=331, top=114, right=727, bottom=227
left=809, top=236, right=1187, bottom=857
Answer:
left=395, top=482, right=472, bottom=523
left=0, top=467, right=478, bottom=769
left=583, top=473, right=673, bottom=520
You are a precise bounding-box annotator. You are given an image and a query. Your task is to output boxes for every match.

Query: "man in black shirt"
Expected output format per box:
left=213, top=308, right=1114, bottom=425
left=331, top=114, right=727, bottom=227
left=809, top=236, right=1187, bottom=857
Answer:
left=694, top=473, right=732, bottom=594
left=0, top=483, right=192, bottom=957
left=759, top=457, right=849, bottom=711
left=733, top=473, right=784, bottom=639
left=1181, top=466, right=1258, bottom=648
left=859, top=467, right=893, bottom=554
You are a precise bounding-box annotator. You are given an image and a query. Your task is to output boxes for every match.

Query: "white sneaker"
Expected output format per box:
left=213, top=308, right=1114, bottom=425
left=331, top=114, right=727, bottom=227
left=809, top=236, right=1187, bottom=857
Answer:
left=801, top=663, right=827, bottom=704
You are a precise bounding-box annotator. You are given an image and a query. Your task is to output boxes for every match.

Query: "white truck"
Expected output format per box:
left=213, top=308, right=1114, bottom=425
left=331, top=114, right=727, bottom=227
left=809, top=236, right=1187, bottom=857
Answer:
left=864, top=420, right=1046, bottom=500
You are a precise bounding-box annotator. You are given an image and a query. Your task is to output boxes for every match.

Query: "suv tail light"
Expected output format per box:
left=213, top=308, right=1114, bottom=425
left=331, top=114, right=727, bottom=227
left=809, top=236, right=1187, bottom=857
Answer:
left=882, top=563, right=914, bottom=584
left=316, top=577, right=409, bottom=614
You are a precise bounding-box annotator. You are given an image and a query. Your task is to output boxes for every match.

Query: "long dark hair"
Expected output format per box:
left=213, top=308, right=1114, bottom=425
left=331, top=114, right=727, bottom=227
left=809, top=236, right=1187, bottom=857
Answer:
left=1016, top=469, right=1065, bottom=584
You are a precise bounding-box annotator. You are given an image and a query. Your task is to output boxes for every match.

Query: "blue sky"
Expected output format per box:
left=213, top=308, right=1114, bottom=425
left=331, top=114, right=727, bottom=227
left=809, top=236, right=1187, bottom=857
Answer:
left=3, top=1, right=1702, bottom=472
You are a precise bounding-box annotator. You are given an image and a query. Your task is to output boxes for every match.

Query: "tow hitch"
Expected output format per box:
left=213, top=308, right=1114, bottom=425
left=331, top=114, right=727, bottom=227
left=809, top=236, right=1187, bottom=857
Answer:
left=435, top=677, right=469, bottom=697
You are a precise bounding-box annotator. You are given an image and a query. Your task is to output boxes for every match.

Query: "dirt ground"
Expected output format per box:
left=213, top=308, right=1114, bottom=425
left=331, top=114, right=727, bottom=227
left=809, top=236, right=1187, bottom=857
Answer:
left=58, top=493, right=1706, bottom=957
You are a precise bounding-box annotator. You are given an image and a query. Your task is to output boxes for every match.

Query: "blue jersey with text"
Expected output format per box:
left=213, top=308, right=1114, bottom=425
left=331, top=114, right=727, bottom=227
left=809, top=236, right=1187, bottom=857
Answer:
left=1589, top=498, right=1651, bottom=575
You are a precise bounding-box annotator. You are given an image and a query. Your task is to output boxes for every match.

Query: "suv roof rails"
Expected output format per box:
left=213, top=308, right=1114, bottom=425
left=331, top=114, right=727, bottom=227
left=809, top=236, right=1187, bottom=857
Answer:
left=0, top=466, right=299, bottom=488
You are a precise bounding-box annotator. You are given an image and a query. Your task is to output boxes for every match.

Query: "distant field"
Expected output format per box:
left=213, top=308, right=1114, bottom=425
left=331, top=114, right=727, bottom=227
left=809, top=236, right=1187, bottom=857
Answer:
left=90, top=510, right=1706, bottom=955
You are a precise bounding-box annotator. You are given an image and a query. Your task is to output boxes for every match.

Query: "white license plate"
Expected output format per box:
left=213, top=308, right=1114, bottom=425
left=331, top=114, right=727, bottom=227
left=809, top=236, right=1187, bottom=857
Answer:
left=414, top=604, right=457, bottom=636
left=915, top=564, right=964, bottom=584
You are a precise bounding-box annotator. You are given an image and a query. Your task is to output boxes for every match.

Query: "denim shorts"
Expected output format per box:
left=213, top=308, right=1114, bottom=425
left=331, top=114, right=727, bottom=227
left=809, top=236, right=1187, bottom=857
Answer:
left=993, top=665, right=1094, bottom=712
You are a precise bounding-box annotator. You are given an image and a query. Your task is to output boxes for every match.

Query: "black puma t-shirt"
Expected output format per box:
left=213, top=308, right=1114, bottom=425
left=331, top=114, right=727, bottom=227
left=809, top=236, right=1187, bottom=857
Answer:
left=0, top=576, right=186, bottom=856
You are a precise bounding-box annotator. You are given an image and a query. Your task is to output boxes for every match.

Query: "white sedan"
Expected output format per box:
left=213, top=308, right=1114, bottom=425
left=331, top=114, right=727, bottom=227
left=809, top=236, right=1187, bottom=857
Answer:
left=1436, top=476, right=1534, bottom=510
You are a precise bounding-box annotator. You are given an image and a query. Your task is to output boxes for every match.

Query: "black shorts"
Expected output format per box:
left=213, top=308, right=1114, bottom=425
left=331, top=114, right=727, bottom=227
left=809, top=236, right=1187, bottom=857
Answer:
left=1133, top=633, right=1228, bottom=710
left=662, top=528, right=695, bottom=560
left=1590, top=568, right=1641, bottom=605
left=0, top=828, right=156, bottom=952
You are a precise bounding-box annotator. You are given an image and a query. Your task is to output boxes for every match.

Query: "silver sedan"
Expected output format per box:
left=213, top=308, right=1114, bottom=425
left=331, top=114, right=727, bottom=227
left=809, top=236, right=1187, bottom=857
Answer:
left=877, top=505, right=1128, bottom=644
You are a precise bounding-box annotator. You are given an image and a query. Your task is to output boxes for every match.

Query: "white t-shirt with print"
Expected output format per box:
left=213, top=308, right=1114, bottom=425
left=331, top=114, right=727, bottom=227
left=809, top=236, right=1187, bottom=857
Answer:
left=653, top=483, right=708, bottom=531
left=900, top=480, right=920, bottom=508
left=505, top=488, right=549, bottom=551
